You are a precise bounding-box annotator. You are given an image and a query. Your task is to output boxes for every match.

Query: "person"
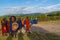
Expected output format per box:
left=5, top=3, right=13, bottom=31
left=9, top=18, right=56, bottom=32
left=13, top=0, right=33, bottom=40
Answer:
left=7, top=18, right=10, bottom=34
left=22, top=18, right=26, bottom=34
left=10, top=16, right=18, bottom=38
left=33, top=18, right=38, bottom=24
left=17, top=17, right=22, bottom=33
left=25, top=17, right=31, bottom=33
left=22, top=18, right=25, bottom=27
left=1, top=18, right=7, bottom=36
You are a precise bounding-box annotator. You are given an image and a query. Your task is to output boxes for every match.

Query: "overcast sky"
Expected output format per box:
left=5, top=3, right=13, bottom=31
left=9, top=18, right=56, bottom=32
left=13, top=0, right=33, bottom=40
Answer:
left=0, top=0, right=60, bottom=16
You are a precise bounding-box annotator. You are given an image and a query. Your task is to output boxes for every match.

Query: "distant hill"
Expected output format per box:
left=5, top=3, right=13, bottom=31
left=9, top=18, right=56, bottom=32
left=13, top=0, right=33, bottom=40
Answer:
left=47, top=11, right=60, bottom=16
left=0, top=11, right=60, bottom=17
left=3, top=13, right=43, bottom=17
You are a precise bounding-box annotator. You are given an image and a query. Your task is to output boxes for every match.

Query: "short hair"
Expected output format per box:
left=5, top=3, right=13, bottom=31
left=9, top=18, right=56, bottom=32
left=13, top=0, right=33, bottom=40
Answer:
left=10, top=16, right=16, bottom=22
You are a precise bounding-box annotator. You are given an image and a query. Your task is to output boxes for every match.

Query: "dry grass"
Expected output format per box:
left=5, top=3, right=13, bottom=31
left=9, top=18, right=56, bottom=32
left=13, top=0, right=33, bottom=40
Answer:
left=0, top=32, right=60, bottom=40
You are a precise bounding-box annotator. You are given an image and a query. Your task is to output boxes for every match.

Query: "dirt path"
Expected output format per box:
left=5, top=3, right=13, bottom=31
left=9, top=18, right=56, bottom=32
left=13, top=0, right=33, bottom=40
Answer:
left=31, top=21, right=60, bottom=34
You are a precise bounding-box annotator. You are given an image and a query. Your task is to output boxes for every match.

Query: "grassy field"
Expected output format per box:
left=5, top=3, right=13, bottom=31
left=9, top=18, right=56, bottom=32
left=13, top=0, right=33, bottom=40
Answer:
left=0, top=20, right=60, bottom=40
left=0, top=32, right=60, bottom=40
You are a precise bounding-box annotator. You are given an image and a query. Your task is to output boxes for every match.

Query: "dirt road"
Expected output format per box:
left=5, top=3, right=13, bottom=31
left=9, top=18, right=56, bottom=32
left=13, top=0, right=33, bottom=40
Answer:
left=31, top=21, right=60, bottom=34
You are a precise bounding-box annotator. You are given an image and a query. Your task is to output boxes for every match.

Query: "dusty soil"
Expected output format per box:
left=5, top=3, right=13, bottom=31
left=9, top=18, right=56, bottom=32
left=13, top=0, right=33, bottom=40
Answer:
left=31, top=21, right=60, bottom=35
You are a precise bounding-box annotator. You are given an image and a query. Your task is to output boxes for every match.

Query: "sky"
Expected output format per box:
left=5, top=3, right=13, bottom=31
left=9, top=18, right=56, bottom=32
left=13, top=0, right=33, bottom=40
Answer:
left=0, top=0, right=60, bottom=16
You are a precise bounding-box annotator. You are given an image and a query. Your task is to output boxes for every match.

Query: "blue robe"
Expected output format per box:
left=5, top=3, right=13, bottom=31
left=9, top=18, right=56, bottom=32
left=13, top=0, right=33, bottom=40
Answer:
left=33, top=19, right=38, bottom=24
left=31, top=19, right=38, bottom=24
left=17, top=20, right=22, bottom=29
left=10, top=22, right=12, bottom=32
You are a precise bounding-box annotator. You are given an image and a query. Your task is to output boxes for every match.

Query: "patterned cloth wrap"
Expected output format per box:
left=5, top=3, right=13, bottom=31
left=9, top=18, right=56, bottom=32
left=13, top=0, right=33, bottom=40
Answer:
left=12, top=22, right=18, bottom=31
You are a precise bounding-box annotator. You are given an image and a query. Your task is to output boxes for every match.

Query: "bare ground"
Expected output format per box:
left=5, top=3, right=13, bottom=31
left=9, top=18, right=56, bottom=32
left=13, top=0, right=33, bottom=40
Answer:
left=31, top=21, right=60, bottom=35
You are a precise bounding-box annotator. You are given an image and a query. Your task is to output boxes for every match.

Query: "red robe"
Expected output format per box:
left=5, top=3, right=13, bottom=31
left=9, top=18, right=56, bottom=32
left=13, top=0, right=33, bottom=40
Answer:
left=25, top=19, right=30, bottom=31
left=7, top=21, right=10, bottom=32
left=1, top=21, right=6, bottom=34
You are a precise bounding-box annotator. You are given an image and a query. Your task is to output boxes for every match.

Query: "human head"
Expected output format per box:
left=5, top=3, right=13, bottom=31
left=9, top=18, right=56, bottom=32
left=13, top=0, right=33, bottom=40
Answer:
left=10, top=16, right=16, bottom=22
left=2, top=18, right=5, bottom=23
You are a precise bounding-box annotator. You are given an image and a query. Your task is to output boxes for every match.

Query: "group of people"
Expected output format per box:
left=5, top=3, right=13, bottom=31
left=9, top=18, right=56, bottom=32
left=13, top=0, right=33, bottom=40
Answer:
left=1, top=16, right=31, bottom=38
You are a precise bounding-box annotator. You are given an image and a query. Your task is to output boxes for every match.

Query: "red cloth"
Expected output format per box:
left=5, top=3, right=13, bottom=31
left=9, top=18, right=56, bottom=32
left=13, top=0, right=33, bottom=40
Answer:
left=25, top=19, right=30, bottom=31
left=22, top=20, right=24, bottom=26
left=1, top=21, right=7, bottom=34
left=7, top=21, right=10, bottom=32
left=2, top=26, right=6, bottom=34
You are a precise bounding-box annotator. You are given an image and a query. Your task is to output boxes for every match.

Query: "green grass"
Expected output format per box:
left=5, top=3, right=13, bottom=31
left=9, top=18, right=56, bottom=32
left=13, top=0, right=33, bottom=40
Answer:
left=0, top=32, right=60, bottom=40
left=38, top=20, right=60, bottom=24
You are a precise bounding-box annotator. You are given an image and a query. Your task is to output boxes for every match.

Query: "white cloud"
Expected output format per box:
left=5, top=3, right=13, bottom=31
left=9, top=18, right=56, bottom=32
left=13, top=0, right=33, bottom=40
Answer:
left=0, top=3, right=60, bottom=16
left=21, top=4, right=60, bottom=13
left=44, top=4, right=60, bottom=12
